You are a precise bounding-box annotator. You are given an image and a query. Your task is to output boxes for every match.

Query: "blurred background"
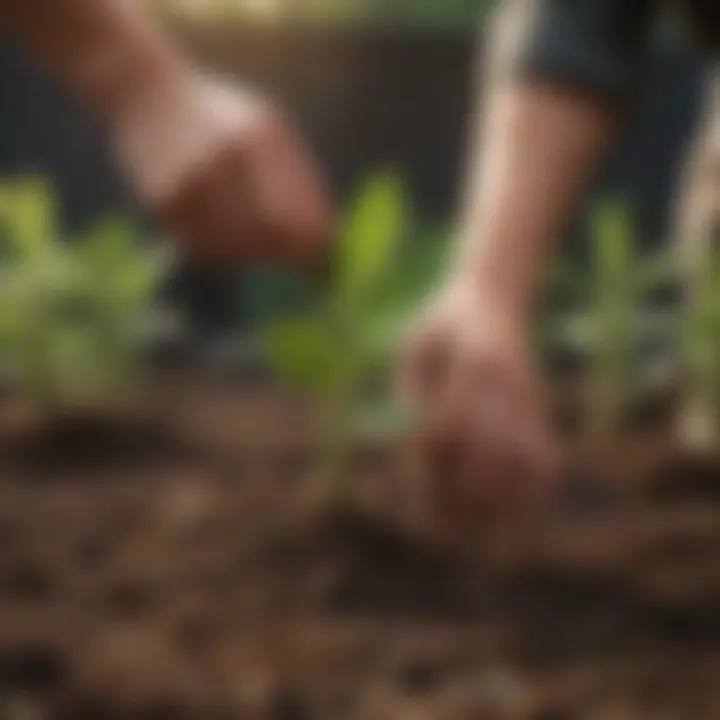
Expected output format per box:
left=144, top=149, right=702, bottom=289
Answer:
left=0, top=2, right=718, bottom=719
left=0, top=0, right=707, bottom=338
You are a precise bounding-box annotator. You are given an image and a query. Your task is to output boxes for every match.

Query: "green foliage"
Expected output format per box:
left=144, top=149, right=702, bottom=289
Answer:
left=263, top=172, right=449, bottom=494
left=263, top=315, right=338, bottom=396
left=0, top=177, right=168, bottom=410
left=590, top=202, right=641, bottom=435
left=541, top=200, right=677, bottom=437
left=681, top=231, right=720, bottom=447
left=335, top=173, right=405, bottom=303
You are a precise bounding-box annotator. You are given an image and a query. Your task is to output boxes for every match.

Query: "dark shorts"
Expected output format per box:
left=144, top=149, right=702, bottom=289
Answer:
left=491, top=0, right=718, bottom=99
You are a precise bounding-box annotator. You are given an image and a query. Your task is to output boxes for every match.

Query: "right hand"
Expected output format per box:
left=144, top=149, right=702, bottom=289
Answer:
left=398, top=280, right=559, bottom=536
left=112, top=74, right=332, bottom=266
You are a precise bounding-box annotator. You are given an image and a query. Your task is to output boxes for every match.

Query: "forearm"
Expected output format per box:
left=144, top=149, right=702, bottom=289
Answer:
left=455, top=81, right=617, bottom=321
left=0, top=0, right=188, bottom=121
left=451, top=0, right=665, bottom=322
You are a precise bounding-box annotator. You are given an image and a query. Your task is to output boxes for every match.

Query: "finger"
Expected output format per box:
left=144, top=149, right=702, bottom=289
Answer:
left=250, top=114, right=333, bottom=258
left=473, top=396, right=558, bottom=535
left=516, top=421, right=561, bottom=517
left=414, top=389, right=477, bottom=535
left=423, top=439, right=469, bottom=536
left=421, top=366, right=499, bottom=536
left=453, top=389, right=509, bottom=526
left=159, top=144, right=258, bottom=265
left=451, top=358, right=546, bottom=529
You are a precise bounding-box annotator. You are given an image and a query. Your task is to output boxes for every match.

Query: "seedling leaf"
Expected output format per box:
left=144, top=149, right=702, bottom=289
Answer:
left=335, top=172, right=406, bottom=302
left=0, top=177, right=56, bottom=261
left=263, top=316, right=339, bottom=395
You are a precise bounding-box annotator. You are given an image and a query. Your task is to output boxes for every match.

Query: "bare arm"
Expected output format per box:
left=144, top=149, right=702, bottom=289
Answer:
left=401, top=80, right=619, bottom=534
left=0, top=0, right=186, bottom=120
left=456, top=82, right=617, bottom=324
left=399, top=0, right=656, bottom=532
left=454, top=0, right=659, bottom=319
left=0, top=0, right=331, bottom=265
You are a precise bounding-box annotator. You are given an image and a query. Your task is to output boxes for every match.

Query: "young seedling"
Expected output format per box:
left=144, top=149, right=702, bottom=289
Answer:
left=263, top=172, right=449, bottom=509
left=0, top=177, right=170, bottom=414
left=680, top=228, right=720, bottom=451
left=589, top=201, right=639, bottom=440
left=540, top=200, right=676, bottom=444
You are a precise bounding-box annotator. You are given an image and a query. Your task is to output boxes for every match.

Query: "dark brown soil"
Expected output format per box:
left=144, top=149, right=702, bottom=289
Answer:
left=0, top=376, right=718, bottom=719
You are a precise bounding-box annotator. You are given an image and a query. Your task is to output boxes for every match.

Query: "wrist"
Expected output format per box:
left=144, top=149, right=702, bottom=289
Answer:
left=439, top=272, right=529, bottom=341
left=446, top=260, right=532, bottom=327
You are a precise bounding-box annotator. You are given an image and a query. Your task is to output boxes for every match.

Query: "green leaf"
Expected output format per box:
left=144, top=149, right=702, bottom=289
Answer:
left=355, top=302, right=413, bottom=365
left=394, top=233, right=450, bottom=300
left=593, top=200, right=634, bottom=281
left=263, top=315, right=340, bottom=394
left=335, top=172, right=407, bottom=302
left=358, top=232, right=450, bottom=324
left=0, top=177, right=56, bottom=261
left=0, top=180, right=165, bottom=407
left=74, top=218, right=170, bottom=312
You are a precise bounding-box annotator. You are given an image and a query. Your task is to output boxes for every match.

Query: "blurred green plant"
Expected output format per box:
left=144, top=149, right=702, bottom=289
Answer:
left=590, top=202, right=644, bottom=438
left=680, top=232, right=720, bottom=450
left=0, top=177, right=169, bottom=412
left=263, top=172, right=449, bottom=504
left=541, top=200, right=676, bottom=439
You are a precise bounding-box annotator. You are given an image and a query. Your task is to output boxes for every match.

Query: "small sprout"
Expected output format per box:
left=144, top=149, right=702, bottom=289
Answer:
left=540, top=199, right=677, bottom=444
left=589, top=200, right=638, bottom=439
left=589, top=201, right=677, bottom=440
left=263, top=172, right=449, bottom=509
left=680, top=226, right=720, bottom=452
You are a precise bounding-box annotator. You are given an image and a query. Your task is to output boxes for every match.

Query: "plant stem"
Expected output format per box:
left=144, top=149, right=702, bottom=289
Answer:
left=314, top=381, right=357, bottom=513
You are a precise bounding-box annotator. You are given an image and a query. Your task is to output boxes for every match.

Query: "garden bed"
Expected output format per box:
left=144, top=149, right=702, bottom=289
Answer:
left=0, top=373, right=718, bottom=719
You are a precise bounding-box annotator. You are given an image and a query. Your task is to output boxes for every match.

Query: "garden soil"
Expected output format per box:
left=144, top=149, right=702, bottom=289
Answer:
left=0, top=376, right=718, bottom=719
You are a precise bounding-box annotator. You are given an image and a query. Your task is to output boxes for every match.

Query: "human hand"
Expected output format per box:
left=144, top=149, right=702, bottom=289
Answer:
left=398, top=280, right=559, bottom=536
left=112, top=75, right=332, bottom=265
